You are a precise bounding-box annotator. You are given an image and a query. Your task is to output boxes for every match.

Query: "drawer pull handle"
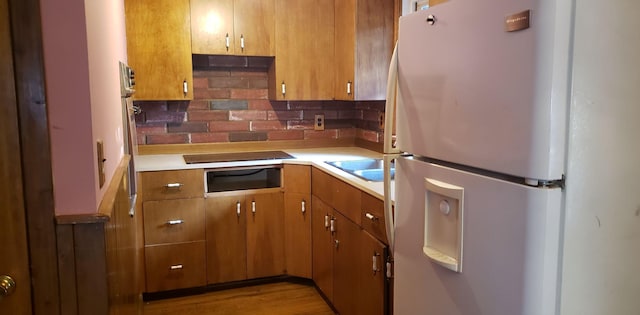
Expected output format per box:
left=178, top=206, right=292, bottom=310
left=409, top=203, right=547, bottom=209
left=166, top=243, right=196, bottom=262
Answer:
left=167, top=220, right=184, bottom=225
left=334, top=239, right=340, bottom=249
left=330, top=217, right=336, bottom=233
left=170, top=264, right=183, bottom=270
left=236, top=201, right=241, bottom=217
left=324, top=215, right=329, bottom=229
left=166, top=183, right=183, bottom=189
left=372, top=252, right=380, bottom=274
left=252, top=201, right=256, bottom=214
left=365, top=212, right=378, bottom=221
left=301, top=200, right=306, bottom=214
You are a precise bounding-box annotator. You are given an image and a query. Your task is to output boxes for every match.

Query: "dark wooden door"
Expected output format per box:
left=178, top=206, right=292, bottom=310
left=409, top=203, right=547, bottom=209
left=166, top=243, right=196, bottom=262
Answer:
left=0, top=0, right=32, bottom=312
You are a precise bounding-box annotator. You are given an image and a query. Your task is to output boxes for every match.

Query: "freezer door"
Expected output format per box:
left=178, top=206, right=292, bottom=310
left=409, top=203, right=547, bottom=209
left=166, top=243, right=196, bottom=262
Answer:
left=395, top=0, right=572, bottom=181
left=394, top=157, right=562, bottom=315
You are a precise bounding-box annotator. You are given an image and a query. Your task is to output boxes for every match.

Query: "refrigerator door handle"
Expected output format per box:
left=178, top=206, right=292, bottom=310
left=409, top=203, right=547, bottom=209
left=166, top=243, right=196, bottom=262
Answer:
left=383, top=154, right=398, bottom=252
left=384, top=42, right=401, bottom=155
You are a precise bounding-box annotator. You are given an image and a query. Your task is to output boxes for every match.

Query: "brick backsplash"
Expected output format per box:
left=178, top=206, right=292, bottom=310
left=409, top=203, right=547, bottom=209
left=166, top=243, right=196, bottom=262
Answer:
left=134, top=69, right=385, bottom=145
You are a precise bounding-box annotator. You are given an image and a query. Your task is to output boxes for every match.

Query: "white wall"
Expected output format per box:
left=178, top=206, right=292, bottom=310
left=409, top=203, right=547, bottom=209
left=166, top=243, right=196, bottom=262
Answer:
left=41, top=0, right=128, bottom=215
left=561, top=0, right=640, bottom=313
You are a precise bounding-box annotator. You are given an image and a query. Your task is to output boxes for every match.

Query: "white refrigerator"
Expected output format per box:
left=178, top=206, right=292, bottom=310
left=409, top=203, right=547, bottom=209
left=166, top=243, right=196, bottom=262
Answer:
left=383, top=0, right=640, bottom=314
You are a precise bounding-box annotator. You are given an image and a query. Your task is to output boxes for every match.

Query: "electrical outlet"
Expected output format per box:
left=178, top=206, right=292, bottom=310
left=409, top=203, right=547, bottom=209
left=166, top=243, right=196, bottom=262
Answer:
left=315, top=114, right=325, bottom=131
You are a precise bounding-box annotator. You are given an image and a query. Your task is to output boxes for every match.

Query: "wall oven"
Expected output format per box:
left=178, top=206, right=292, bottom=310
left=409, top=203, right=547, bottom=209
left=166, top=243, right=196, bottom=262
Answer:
left=119, top=61, right=139, bottom=216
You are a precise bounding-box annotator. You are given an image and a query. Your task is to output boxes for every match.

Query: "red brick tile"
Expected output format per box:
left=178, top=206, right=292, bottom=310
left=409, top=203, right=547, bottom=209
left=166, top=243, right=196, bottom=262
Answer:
left=229, top=132, right=268, bottom=142
left=231, top=71, right=268, bottom=78
left=136, top=101, right=168, bottom=111
left=191, top=132, right=229, bottom=143
left=167, top=122, right=209, bottom=133
left=187, top=100, right=210, bottom=111
left=304, top=129, right=338, bottom=139
left=209, top=121, right=250, bottom=132
left=193, top=70, right=230, bottom=78
left=136, top=133, right=146, bottom=145
left=193, top=77, right=209, bottom=89
left=251, top=120, right=286, bottom=131
left=267, top=110, right=302, bottom=121
left=248, top=99, right=276, bottom=110
left=267, top=130, right=304, bottom=141
left=363, top=110, right=382, bottom=121
left=144, top=111, right=185, bottom=123
left=357, top=129, right=381, bottom=143
left=146, top=134, right=189, bottom=144
left=287, top=120, right=314, bottom=130
left=209, top=76, right=249, bottom=89
left=303, top=110, right=338, bottom=120
left=339, top=110, right=362, bottom=120
left=338, top=128, right=357, bottom=138
left=194, top=88, right=231, bottom=100
left=136, top=124, right=166, bottom=134
left=188, top=110, right=228, bottom=121
left=355, top=100, right=385, bottom=111
left=229, top=110, right=266, bottom=121
left=247, top=77, right=268, bottom=89
left=288, top=101, right=323, bottom=110
left=230, top=88, right=268, bottom=100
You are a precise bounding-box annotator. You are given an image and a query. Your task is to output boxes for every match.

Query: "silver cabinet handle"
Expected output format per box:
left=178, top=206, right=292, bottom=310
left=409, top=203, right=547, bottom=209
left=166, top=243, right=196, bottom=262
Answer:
left=167, top=219, right=184, bottom=225
left=347, top=81, right=352, bottom=95
left=372, top=252, right=380, bottom=274
left=169, top=264, right=183, bottom=270
left=225, top=33, right=230, bottom=50
left=166, top=183, right=183, bottom=189
left=365, top=212, right=378, bottom=221
left=330, top=217, right=336, bottom=232
left=240, top=34, right=245, bottom=51
left=324, top=214, right=329, bottom=228
left=301, top=200, right=306, bottom=214
left=334, top=239, right=340, bottom=249
left=251, top=200, right=256, bottom=214
left=386, top=261, right=392, bottom=279
left=236, top=201, right=241, bottom=217
left=183, top=80, right=188, bottom=96
left=281, top=81, right=286, bottom=96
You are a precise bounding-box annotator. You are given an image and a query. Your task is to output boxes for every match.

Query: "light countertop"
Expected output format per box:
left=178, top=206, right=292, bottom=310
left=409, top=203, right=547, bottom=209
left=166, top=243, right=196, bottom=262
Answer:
left=135, top=147, right=393, bottom=202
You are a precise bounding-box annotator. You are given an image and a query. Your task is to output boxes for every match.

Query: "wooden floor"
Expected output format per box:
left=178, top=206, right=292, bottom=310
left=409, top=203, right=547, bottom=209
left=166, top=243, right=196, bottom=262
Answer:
left=143, top=282, right=336, bottom=315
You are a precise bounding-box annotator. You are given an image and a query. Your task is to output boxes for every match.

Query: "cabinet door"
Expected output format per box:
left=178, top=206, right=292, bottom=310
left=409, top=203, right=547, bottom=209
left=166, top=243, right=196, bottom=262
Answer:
left=311, top=196, right=334, bottom=302
left=334, top=0, right=356, bottom=100
left=234, top=0, right=275, bottom=56
left=246, top=191, right=285, bottom=278
left=191, top=0, right=234, bottom=54
left=205, top=195, right=247, bottom=284
left=284, top=192, right=311, bottom=278
left=334, top=0, right=394, bottom=101
left=358, top=230, right=388, bottom=315
left=270, top=0, right=334, bottom=100
left=332, top=211, right=361, bottom=315
left=125, top=0, right=193, bottom=100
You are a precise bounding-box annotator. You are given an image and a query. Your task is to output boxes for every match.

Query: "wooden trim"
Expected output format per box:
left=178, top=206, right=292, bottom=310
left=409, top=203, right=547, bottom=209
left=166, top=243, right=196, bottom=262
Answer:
left=138, top=138, right=357, bottom=155
left=74, top=223, right=109, bottom=315
left=9, top=0, right=61, bottom=313
left=56, top=225, right=78, bottom=315
left=355, top=138, right=383, bottom=153
left=98, top=155, right=131, bottom=216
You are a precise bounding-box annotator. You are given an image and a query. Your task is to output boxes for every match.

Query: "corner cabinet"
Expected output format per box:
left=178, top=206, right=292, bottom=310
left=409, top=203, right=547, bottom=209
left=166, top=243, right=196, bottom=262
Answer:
left=334, top=0, right=394, bottom=100
left=268, top=0, right=335, bottom=100
left=191, top=0, right=275, bottom=56
left=125, top=0, right=193, bottom=100
left=283, top=164, right=312, bottom=278
left=311, top=167, right=389, bottom=315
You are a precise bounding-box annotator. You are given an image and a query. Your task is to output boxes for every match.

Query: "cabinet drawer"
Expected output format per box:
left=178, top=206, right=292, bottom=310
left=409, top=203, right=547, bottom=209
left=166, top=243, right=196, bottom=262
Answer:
left=141, top=169, right=204, bottom=200
left=145, top=241, right=206, bottom=292
left=311, top=167, right=333, bottom=204
left=284, top=164, right=311, bottom=194
left=361, top=192, right=387, bottom=244
left=143, top=198, right=205, bottom=245
left=333, top=177, right=362, bottom=225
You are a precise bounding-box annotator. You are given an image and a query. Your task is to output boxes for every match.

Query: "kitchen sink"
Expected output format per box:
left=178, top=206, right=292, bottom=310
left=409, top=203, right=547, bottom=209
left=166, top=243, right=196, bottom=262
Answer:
left=325, top=159, right=394, bottom=182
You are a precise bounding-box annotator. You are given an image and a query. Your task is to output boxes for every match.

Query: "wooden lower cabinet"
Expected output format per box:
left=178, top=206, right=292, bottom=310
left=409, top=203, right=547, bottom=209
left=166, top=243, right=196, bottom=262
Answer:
left=312, top=196, right=334, bottom=302
left=205, top=195, right=247, bottom=284
left=144, top=241, right=206, bottom=292
left=332, top=211, right=361, bottom=315
left=205, top=189, right=285, bottom=284
left=359, top=230, right=387, bottom=315
left=284, top=192, right=311, bottom=278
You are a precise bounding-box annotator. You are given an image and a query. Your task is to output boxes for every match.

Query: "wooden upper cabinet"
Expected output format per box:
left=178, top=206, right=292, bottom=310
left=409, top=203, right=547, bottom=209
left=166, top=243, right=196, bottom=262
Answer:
left=125, top=0, right=193, bottom=100
left=334, top=0, right=394, bottom=100
left=269, top=0, right=335, bottom=100
left=191, top=0, right=275, bottom=56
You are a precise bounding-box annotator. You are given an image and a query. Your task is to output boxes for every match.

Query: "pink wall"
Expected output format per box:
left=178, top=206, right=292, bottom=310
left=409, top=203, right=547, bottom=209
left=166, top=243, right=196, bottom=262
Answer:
left=41, top=0, right=128, bottom=215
